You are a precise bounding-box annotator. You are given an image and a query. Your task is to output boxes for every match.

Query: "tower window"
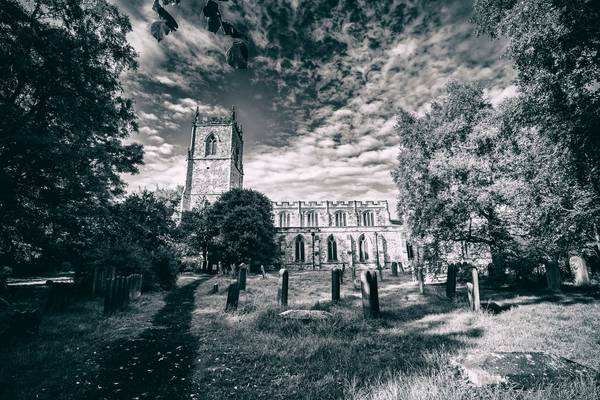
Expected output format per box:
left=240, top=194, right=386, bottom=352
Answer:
left=359, top=235, right=369, bottom=262
left=305, top=211, right=318, bottom=227
left=294, top=235, right=305, bottom=262
left=334, top=211, right=347, bottom=227
left=205, top=134, right=217, bottom=156
left=362, top=211, right=375, bottom=227
left=327, top=235, right=337, bottom=261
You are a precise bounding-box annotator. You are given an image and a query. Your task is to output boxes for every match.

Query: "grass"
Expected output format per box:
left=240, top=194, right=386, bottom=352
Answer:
left=0, top=288, right=165, bottom=400
left=189, top=270, right=600, bottom=400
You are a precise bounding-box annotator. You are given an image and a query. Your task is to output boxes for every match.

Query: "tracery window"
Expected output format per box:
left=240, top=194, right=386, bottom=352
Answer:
left=294, top=235, right=305, bottom=262
left=205, top=133, right=217, bottom=156
left=362, top=211, right=375, bottom=227
left=327, top=235, right=337, bottom=261
left=359, top=235, right=369, bottom=262
left=279, top=212, right=291, bottom=227
left=305, top=211, right=318, bottom=227
left=334, top=211, right=347, bottom=227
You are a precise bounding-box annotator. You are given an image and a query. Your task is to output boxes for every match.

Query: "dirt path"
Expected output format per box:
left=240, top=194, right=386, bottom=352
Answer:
left=84, top=277, right=208, bottom=400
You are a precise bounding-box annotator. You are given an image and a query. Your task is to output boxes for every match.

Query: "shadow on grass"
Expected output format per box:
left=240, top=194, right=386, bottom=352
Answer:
left=83, top=278, right=206, bottom=400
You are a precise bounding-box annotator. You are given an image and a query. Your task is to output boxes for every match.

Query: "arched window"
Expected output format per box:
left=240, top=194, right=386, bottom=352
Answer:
left=327, top=235, right=337, bottom=261
left=334, top=211, right=347, bottom=227
left=279, top=212, right=290, bottom=227
left=205, top=134, right=217, bottom=156
left=305, top=211, right=318, bottom=227
left=362, top=211, right=374, bottom=226
left=359, top=235, right=369, bottom=262
left=294, top=235, right=305, bottom=262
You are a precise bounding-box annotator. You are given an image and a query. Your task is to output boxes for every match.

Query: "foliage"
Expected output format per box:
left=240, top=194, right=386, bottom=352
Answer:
left=87, top=191, right=180, bottom=290
left=392, top=81, right=599, bottom=276
left=180, top=189, right=277, bottom=271
left=179, top=205, right=219, bottom=270
left=0, top=0, right=143, bottom=272
left=472, top=0, right=600, bottom=206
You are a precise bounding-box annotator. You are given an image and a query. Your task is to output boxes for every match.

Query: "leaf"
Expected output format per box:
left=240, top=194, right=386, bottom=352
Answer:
left=152, top=0, right=178, bottom=31
left=150, top=20, right=171, bottom=42
left=226, top=40, right=248, bottom=69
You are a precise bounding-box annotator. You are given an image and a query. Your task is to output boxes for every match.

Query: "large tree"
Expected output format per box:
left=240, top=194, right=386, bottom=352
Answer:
left=473, top=0, right=600, bottom=201
left=206, top=189, right=277, bottom=271
left=393, top=81, right=598, bottom=279
left=0, top=0, right=143, bottom=271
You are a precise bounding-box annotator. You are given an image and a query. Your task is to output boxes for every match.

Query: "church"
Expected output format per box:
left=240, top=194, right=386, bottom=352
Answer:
left=180, top=108, right=412, bottom=271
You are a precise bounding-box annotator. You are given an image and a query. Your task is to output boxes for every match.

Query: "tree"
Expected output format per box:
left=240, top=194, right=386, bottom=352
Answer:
left=473, top=0, right=600, bottom=206
left=89, top=191, right=180, bottom=290
left=0, top=0, right=143, bottom=272
left=179, top=206, right=218, bottom=271
left=208, top=189, right=277, bottom=271
left=392, top=81, right=599, bottom=280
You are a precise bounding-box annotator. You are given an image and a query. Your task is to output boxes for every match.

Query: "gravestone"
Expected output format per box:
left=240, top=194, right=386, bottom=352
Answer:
left=211, top=283, right=219, bottom=294
left=225, top=282, right=239, bottom=311
left=446, top=264, right=458, bottom=299
left=417, top=267, right=425, bottom=294
left=391, top=262, right=398, bottom=277
left=360, top=270, right=380, bottom=318
left=331, top=268, right=341, bottom=303
left=260, top=265, right=266, bottom=279
left=452, top=351, right=598, bottom=388
left=545, top=261, right=561, bottom=292
left=238, top=265, right=247, bottom=290
left=471, top=267, right=480, bottom=311
left=278, top=269, right=288, bottom=307
left=569, top=256, right=590, bottom=286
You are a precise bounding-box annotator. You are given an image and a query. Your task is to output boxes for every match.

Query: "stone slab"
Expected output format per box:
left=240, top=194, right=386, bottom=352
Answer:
left=451, top=351, right=598, bottom=388
left=279, top=310, right=333, bottom=321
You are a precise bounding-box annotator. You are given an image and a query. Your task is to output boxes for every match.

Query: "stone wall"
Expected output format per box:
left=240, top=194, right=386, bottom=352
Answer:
left=274, top=225, right=409, bottom=270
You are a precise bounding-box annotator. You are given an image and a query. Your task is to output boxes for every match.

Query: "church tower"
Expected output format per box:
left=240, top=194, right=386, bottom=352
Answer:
left=180, top=106, right=244, bottom=211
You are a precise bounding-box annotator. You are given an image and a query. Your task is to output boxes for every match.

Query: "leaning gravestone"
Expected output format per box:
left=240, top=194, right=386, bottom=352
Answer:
left=360, top=270, right=380, bottom=318
left=278, top=268, right=288, bottom=307
left=451, top=351, right=598, bottom=388
left=569, top=256, right=590, bottom=286
left=225, top=282, right=239, bottom=312
left=238, top=265, right=247, bottom=290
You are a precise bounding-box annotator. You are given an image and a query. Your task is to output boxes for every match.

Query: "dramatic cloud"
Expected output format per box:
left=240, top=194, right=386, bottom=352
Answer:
left=117, top=0, right=515, bottom=215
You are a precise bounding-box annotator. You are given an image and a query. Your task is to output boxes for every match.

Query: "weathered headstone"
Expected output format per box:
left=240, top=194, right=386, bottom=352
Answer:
left=391, top=262, right=398, bottom=277
left=331, top=268, right=341, bottom=303
left=418, top=267, right=425, bottom=295
left=398, top=261, right=404, bottom=273
left=211, top=283, right=219, bottom=294
left=260, top=265, right=266, bottom=279
left=225, top=282, right=239, bottom=311
left=238, top=265, right=247, bottom=290
left=340, top=263, right=345, bottom=283
left=277, top=268, right=288, bottom=307
left=545, top=261, right=561, bottom=292
left=471, top=267, right=480, bottom=312
left=360, top=270, right=380, bottom=318
left=467, top=282, right=474, bottom=310
left=569, top=256, right=590, bottom=286
left=446, top=264, right=457, bottom=299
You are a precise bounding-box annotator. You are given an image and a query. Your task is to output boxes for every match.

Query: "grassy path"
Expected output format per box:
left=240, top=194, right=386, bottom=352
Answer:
left=84, top=277, right=207, bottom=400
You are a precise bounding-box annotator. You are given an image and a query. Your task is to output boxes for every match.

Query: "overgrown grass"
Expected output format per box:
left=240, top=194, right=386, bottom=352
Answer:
left=190, top=271, right=600, bottom=400
left=0, top=289, right=165, bottom=400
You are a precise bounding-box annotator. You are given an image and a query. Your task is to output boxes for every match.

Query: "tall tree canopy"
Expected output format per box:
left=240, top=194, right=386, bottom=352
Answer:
left=181, top=189, right=277, bottom=270
left=393, top=81, right=598, bottom=277
left=0, top=0, right=143, bottom=271
left=473, top=0, right=600, bottom=197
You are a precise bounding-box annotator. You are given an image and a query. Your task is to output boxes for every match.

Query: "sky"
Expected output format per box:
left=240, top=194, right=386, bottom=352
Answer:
left=117, top=0, right=517, bottom=216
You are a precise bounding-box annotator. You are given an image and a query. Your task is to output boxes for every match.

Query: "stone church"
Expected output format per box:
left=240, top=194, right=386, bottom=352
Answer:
left=180, top=108, right=412, bottom=270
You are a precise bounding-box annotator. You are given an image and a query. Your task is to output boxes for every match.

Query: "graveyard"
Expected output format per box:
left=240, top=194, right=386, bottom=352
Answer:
left=2, top=268, right=598, bottom=399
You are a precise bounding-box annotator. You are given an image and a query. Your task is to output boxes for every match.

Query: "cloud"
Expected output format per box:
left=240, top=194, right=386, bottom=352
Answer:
left=116, top=0, right=515, bottom=217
